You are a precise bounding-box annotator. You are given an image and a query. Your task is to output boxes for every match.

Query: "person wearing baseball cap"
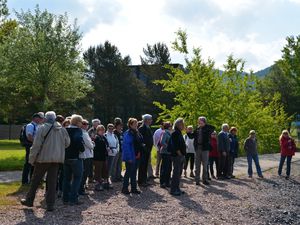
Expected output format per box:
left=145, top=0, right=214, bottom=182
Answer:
left=21, top=113, right=44, bottom=185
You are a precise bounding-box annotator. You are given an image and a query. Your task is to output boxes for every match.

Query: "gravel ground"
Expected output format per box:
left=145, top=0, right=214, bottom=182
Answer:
left=1, top=161, right=300, bottom=225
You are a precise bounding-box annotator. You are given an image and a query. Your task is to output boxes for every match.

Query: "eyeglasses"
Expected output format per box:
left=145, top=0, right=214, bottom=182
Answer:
left=82, top=123, right=89, bottom=126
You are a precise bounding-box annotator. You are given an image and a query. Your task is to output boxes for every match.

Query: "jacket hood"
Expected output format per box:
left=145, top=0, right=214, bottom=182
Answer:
left=45, top=121, right=62, bottom=130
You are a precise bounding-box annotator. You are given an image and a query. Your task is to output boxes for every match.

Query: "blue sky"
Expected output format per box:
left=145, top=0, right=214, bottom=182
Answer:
left=7, top=0, right=300, bottom=71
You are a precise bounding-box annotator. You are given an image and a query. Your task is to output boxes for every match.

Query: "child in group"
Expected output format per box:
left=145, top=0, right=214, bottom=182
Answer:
left=278, top=130, right=296, bottom=180
left=183, top=125, right=195, bottom=178
left=209, top=131, right=219, bottom=179
left=93, top=125, right=109, bottom=191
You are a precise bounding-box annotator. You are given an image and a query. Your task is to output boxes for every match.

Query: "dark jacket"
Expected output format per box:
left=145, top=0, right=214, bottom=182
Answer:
left=138, top=124, right=153, bottom=150
left=169, top=128, right=186, bottom=157
left=114, top=130, right=123, bottom=152
left=65, top=127, right=85, bottom=160
left=218, top=131, right=230, bottom=153
left=229, top=133, right=239, bottom=157
left=244, top=137, right=258, bottom=155
left=193, top=124, right=215, bottom=151
left=93, top=135, right=109, bottom=161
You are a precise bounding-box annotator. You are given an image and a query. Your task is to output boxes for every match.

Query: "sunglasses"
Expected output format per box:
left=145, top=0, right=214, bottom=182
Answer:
left=82, top=123, right=89, bottom=125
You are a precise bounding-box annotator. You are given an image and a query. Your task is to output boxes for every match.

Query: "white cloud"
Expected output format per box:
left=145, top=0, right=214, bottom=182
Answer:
left=78, top=0, right=299, bottom=72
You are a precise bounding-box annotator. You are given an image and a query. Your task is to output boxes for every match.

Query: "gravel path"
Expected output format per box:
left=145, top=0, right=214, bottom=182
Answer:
left=0, top=159, right=300, bottom=225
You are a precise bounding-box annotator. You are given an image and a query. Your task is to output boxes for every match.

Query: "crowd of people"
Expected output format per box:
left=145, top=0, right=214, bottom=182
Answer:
left=19, top=111, right=297, bottom=211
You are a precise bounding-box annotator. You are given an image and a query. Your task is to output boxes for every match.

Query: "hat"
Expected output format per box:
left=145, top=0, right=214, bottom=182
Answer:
left=32, top=112, right=44, bottom=119
left=249, top=130, right=256, bottom=135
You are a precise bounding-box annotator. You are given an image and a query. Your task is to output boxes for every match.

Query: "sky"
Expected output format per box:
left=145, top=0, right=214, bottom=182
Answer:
left=7, top=0, right=300, bottom=72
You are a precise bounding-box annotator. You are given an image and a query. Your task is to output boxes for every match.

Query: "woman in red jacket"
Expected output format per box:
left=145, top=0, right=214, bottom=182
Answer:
left=278, top=130, right=296, bottom=180
left=209, top=131, right=219, bottom=179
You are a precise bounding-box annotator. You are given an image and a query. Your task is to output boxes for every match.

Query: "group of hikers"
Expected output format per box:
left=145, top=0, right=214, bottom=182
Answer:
left=19, top=111, right=297, bottom=211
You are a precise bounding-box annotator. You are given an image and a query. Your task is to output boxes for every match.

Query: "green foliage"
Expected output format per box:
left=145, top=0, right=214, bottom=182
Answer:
left=83, top=41, right=147, bottom=124
left=155, top=30, right=290, bottom=154
left=0, top=6, right=91, bottom=123
left=141, top=42, right=171, bottom=65
left=0, top=0, right=8, bottom=23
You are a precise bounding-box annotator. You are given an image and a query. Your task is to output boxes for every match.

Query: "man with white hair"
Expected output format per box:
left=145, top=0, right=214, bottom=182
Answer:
left=88, top=118, right=101, bottom=141
left=21, top=111, right=70, bottom=211
left=138, top=114, right=154, bottom=187
left=217, top=123, right=231, bottom=179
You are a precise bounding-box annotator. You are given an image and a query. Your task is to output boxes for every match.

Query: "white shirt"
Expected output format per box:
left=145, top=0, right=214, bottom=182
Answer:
left=105, top=132, right=119, bottom=156
left=184, top=134, right=195, bottom=154
left=79, top=130, right=94, bottom=159
left=153, top=128, right=164, bottom=150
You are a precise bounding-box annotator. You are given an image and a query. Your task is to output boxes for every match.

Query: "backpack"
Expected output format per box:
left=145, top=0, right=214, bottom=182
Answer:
left=19, top=123, right=36, bottom=147
left=157, top=131, right=165, bottom=150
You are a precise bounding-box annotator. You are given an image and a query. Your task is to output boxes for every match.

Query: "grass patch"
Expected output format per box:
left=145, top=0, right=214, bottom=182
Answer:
left=0, top=140, right=24, bottom=171
left=0, top=150, right=24, bottom=171
left=0, top=182, right=28, bottom=206
left=0, top=139, right=23, bottom=151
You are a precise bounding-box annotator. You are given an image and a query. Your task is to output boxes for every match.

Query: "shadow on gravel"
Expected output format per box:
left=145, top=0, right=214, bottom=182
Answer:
left=202, top=185, right=240, bottom=200
left=125, top=188, right=167, bottom=210
left=174, top=194, right=209, bottom=215
left=226, top=178, right=254, bottom=189
left=17, top=195, right=94, bottom=225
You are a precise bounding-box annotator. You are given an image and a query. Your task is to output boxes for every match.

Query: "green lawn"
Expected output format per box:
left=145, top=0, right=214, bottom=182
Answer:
left=0, top=181, right=29, bottom=206
left=0, top=140, right=24, bottom=171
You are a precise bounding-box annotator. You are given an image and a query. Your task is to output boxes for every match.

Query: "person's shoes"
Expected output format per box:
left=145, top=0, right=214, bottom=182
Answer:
left=203, top=180, right=210, bottom=185
left=190, top=171, right=195, bottom=177
left=165, top=183, right=171, bottom=188
left=225, top=176, right=231, bottom=179
left=148, top=176, right=156, bottom=180
left=122, top=189, right=130, bottom=195
left=208, top=177, right=212, bottom=181
left=95, top=184, right=104, bottom=191
left=196, top=182, right=200, bottom=186
left=139, top=183, right=150, bottom=187
left=160, top=184, right=166, bottom=188
left=20, top=199, right=33, bottom=207
left=179, top=190, right=185, bottom=195
left=69, top=201, right=84, bottom=206
left=285, top=176, right=289, bottom=180
left=212, top=175, right=216, bottom=179
left=184, top=170, right=187, bottom=178
left=170, top=191, right=181, bottom=196
left=231, top=175, right=236, bottom=179
left=46, top=206, right=54, bottom=212
left=248, top=175, right=253, bottom=178
left=131, top=189, right=141, bottom=194
left=79, top=191, right=89, bottom=196
left=258, top=175, right=264, bottom=179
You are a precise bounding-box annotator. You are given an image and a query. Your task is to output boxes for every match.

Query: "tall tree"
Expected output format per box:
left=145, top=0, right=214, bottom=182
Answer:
left=84, top=41, right=147, bottom=124
left=0, top=6, right=91, bottom=123
left=0, top=0, right=8, bottom=23
left=155, top=30, right=289, bottom=153
left=140, top=42, right=171, bottom=65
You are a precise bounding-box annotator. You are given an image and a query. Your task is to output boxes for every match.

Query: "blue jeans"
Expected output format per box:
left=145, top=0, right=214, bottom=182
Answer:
left=123, top=160, right=139, bottom=190
left=247, top=154, right=262, bottom=176
left=278, top=155, right=292, bottom=176
left=63, top=159, right=83, bottom=203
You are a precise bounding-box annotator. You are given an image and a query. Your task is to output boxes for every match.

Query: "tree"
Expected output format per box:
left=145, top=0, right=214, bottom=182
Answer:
left=83, top=41, right=147, bottom=124
left=258, top=62, right=300, bottom=116
left=140, top=42, right=171, bottom=65
left=155, top=30, right=289, bottom=153
left=0, top=6, right=91, bottom=123
left=0, top=0, right=8, bottom=23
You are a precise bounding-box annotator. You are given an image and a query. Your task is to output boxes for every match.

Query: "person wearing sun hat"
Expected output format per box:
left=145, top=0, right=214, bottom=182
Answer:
left=244, top=130, right=264, bottom=179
